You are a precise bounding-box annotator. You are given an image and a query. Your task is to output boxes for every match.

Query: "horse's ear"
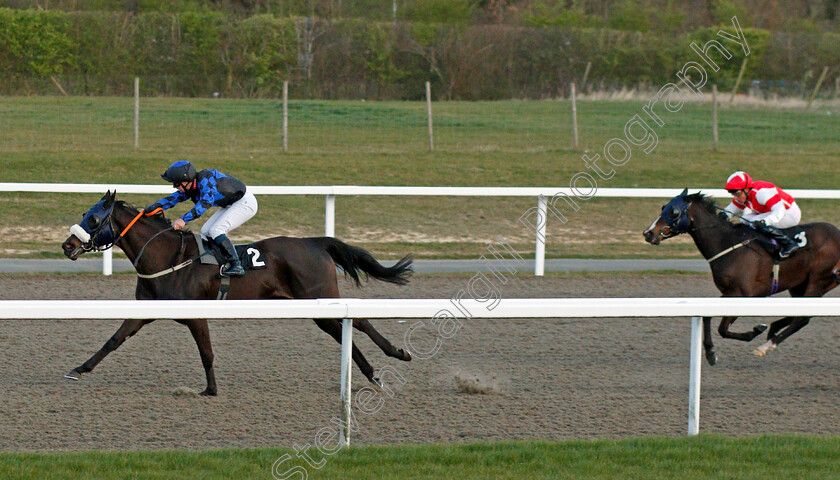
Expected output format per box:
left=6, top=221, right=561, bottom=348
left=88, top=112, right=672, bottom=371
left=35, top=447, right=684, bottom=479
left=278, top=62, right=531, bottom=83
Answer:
left=103, top=190, right=116, bottom=207
left=680, top=188, right=688, bottom=196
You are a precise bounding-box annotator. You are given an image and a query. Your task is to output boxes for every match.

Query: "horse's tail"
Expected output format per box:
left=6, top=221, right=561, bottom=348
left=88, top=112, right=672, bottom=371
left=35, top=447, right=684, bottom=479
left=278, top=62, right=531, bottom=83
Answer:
left=312, top=237, right=413, bottom=286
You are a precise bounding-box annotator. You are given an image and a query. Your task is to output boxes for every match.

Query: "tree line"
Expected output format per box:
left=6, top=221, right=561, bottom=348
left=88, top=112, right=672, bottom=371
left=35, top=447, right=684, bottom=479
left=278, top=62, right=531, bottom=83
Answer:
left=0, top=8, right=836, bottom=99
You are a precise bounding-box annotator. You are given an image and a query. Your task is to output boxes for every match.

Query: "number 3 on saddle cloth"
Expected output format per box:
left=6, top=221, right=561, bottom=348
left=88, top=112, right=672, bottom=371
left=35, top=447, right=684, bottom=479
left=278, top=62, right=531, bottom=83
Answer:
left=754, top=225, right=809, bottom=260
left=193, top=233, right=267, bottom=299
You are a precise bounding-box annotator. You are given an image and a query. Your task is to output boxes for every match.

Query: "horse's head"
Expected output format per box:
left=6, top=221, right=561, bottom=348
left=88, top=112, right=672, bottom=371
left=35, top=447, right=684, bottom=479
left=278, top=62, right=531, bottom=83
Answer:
left=643, top=188, right=694, bottom=245
left=62, top=190, right=118, bottom=260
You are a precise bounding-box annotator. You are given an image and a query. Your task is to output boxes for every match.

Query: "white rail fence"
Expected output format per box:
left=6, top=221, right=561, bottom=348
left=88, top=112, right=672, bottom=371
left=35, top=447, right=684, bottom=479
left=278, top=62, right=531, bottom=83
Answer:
left=4, top=183, right=840, bottom=276
left=3, top=296, right=840, bottom=445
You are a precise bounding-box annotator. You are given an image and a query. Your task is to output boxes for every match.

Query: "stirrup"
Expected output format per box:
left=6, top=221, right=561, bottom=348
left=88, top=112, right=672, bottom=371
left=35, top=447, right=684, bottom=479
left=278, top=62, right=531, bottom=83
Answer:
left=220, top=262, right=245, bottom=277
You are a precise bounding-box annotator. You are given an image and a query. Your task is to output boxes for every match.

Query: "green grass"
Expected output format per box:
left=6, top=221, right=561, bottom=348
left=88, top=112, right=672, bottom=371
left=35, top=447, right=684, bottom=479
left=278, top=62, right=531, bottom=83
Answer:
left=1, top=97, right=838, bottom=259
left=2, top=435, right=840, bottom=480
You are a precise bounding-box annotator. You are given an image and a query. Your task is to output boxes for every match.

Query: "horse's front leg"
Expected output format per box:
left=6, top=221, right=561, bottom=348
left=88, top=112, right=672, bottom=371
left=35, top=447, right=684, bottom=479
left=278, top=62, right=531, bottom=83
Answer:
left=65, top=319, right=154, bottom=380
left=702, top=317, right=717, bottom=365
left=717, top=316, right=768, bottom=341
left=178, top=319, right=217, bottom=396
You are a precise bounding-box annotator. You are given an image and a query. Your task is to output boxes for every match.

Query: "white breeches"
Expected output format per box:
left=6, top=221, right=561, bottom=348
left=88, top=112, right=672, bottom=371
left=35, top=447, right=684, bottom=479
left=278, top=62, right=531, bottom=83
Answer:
left=740, top=202, right=801, bottom=229
left=200, top=192, right=258, bottom=239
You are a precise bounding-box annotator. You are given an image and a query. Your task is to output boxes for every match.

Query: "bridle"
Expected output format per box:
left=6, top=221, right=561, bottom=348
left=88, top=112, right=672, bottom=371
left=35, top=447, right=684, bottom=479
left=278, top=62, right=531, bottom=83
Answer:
left=659, top=195, right=755, bottom=262
left=74, top=207, right=164, bottom=252
left=72, top=205, right=205, bottom=278
left=658, top=195, right=693, bottom=236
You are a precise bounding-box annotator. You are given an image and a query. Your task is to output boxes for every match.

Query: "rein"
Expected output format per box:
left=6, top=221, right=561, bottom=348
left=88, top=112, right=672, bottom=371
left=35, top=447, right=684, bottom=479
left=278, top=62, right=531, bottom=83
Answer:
left=706, top=239, right=754, bottom=263
left=135, top=258, right=197, bottom=279
left=118, top=208, right=205, bottom=279
left=668, top=203, right=755, bottom=263
left=132, top=226, right=174, bottom=268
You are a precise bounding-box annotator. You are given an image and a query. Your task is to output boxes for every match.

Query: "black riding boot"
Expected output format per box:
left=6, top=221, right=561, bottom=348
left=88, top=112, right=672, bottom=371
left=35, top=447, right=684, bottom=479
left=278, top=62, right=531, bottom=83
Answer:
left=214, top=234, right=245, bottom=277
left=757, top=223, right=800, bottom=259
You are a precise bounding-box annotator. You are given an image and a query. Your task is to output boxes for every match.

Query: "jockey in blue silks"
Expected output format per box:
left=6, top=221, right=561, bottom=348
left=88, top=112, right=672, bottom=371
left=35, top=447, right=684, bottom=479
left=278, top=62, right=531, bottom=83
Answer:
left=143, top=161, right=258, bottom=277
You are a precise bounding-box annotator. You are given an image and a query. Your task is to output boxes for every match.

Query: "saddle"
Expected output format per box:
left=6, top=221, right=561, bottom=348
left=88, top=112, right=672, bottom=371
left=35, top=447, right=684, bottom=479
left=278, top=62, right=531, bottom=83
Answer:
left=754, top=225, right=809, bottom=260
left=193, top=233, right=267, bottom=270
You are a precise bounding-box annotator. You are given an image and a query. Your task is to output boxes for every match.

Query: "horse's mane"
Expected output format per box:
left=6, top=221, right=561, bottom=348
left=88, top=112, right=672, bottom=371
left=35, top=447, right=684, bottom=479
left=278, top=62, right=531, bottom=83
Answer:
left=116, top=200, right=173, bottom=228
left=687, top=192, right=758, bottom=238
left=686, top=193, right=719, bottom=216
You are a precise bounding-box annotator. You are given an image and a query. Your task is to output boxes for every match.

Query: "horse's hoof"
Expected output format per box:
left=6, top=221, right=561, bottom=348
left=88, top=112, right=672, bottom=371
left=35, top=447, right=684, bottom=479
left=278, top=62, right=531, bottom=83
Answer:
left=398, top=348, right=412, bottom=361
left=369, top=376, right=384, bottom=388
left=705, top=351, right=717, bottom=366
left=753, top=340, right=776, bottom=357
left=753, top=324, right=768, bottom=335
left=199, top=388, right=217, bottom=396
left=64, top=369, right=81, bottom=380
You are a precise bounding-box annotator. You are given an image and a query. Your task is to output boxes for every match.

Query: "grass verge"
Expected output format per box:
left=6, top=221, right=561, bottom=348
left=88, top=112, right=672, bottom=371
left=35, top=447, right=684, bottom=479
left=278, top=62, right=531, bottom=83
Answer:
left=2, top=435, right=839, bottom=480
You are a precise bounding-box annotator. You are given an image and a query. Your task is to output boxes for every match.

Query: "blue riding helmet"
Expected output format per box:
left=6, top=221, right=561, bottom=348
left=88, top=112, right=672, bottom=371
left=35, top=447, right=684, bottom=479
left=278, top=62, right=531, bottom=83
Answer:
left=660, top=193, right=692, bottom=234
left=70, top=196, right=116, bottom=250
left=161, top=161, right=197, bottom=183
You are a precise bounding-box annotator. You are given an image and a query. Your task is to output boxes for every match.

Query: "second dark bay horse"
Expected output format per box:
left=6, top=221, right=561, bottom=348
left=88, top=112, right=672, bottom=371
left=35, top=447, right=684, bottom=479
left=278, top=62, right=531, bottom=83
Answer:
left=643, top=189, right=840, bottom=365
left=61, top=191, right=413, bottom=395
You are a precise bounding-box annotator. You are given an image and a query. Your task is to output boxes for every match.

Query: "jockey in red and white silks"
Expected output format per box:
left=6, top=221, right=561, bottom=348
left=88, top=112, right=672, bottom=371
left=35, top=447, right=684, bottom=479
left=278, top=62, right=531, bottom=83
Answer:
left=722, top=171, right=801, bottom=228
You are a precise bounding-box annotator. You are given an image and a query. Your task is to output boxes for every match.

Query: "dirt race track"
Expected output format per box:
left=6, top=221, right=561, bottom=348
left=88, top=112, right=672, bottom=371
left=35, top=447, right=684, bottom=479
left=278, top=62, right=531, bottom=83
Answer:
left=1, top=272, right=840, bottom=452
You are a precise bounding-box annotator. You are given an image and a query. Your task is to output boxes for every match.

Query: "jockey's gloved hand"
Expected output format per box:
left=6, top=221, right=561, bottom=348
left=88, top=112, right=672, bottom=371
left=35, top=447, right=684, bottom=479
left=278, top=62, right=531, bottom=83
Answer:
left=717, top=211, right=729, bottom=222
left=752, top=220, right=767, bottom=228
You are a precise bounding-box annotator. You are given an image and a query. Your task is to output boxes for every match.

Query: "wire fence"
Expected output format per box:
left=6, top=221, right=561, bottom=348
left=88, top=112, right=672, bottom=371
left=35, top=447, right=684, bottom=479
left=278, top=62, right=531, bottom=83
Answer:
left=1, top=77, right=839, bottom=156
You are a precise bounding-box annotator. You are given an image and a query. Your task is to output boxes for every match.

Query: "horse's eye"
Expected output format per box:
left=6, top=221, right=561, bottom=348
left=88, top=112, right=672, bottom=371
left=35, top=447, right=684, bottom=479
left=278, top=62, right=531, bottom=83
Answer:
left=88, top=216, right=100, bottom=229
left=670, top=206, right=680, bottom=218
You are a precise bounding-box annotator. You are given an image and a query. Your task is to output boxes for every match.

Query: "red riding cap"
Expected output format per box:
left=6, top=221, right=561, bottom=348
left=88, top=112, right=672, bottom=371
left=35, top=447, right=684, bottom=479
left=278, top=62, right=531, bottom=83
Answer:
left=725, top=171, right=753, bottom=190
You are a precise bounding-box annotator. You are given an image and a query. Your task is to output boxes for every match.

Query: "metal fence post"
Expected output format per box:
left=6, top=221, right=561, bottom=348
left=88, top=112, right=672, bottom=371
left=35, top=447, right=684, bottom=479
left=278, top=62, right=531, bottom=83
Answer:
left=339, top=317, right=353, bottom=447
left=325, top=194, right=335, bottom=237
left=688, top=316, right=702, bottom=435
left=535, top=195, right=547, bottom=276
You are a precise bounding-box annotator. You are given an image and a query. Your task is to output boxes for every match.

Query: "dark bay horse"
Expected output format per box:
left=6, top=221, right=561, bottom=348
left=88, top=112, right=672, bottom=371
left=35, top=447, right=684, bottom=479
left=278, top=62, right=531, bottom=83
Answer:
left=643, top=189, right=840, bottom=364
left=61, top=191, right=413, bottom=395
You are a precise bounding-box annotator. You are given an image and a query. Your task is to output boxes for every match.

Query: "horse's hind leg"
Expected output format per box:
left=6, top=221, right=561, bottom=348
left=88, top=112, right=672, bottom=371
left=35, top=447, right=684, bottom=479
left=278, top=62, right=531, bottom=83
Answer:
left=353, top=319, right=412, bottom=361
left=770, top=317, right=811, bottom=345
left=313, top=319, right=379, bottom=385
left=178, top=319, right=217, bottom=396
left=753, top=316, right=791, bottom=357
left=65, top=319, right=154, bottom=380
left=717, top=316, right=768, bottom=341
left=702, top=317, right=717, bottom=365
left=755, top=317, right=810, bottom=357
left=766, top=317, right=794, bottom=339
left=756, top=280, right=834, bottom=357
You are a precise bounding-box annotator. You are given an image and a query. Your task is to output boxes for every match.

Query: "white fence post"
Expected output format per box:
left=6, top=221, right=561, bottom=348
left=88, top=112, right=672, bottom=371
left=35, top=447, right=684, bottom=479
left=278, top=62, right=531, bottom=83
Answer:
left=325, top=194, right=335, bottom=237
left=339, top=317, right=353, bottom=447
left=535, top=195, right=547, bottom=276
left=102, top=247, right=113, bottom=276
left=688, top=316, right=702, bottom=435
